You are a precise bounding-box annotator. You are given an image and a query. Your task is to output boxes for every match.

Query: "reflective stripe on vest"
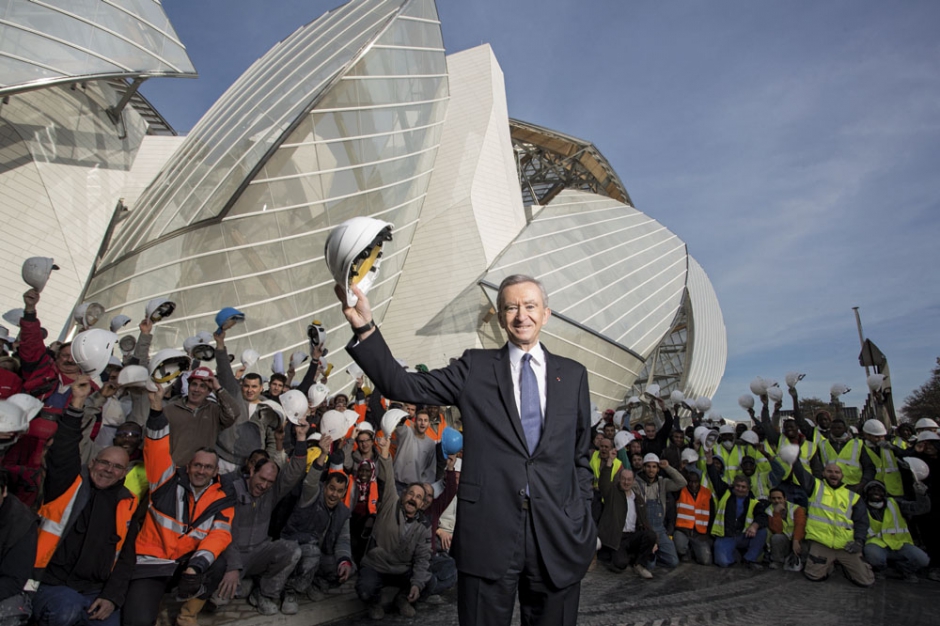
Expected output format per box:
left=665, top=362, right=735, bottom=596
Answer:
left=864, top=446, right=903, bottom=496
left=589, top=453, right=621, bottom=494
left=716, top=445, right=742, bottom=480
left=711, top=491, right=758, bottom=538
left=820, top=439, right=863, bottom=485
left=804, top=479, right=858, bottom=549
left=36, top=476, right=137, bottom=569
left=676, top=486, right=711, bottom=534
left=765, top=502, right=796, bottom=540
left=867, top=499, right=913, bottom=551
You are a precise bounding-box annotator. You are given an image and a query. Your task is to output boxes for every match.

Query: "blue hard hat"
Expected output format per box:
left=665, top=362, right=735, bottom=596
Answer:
left=215, top=307, right=245, bottom=333
left=441, top=426, right=463, bottom=457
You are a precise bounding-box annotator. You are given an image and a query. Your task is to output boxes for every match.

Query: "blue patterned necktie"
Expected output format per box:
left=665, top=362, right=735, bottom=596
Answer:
left=519, top=353, right=542, bottom=455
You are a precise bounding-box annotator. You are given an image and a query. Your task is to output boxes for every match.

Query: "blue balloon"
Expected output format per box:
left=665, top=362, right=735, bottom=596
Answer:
left=441, top=426, right=463, bottom=456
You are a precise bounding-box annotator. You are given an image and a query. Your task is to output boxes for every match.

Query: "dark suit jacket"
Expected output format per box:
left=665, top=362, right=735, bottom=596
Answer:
left=348, top=330, right=596, bottom=588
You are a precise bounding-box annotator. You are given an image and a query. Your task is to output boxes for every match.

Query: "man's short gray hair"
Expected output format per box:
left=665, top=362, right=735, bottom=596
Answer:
left=496, top=275, right=549, bottom=312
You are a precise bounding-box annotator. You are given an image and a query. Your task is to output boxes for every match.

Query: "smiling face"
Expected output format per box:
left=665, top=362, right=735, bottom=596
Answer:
left=822, top=462, right=844, bottom=487
left=188, top=378, right=211, bottom=405
left=56, top=344, right=80, bottom=376
left=401, top=484, right=424, bottom=518
left=497, top=280, right=550, bottom=351
left=241, top=376, right=263, bottom=403
left=187, top=450, right=219, bottom=490
left=732, top=477, right=750, bottom=498
left=248, top=461, right=279, bottom=498
left=88, top=446, right=130, bottom=489
left=324, top=475, right=348, bottom=508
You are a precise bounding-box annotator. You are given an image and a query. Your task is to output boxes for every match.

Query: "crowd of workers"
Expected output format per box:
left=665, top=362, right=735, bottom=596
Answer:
left=0, top=261, right=937, bottom=626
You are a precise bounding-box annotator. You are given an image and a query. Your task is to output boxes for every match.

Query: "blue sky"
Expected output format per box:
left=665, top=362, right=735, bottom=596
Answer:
left=147, top=0, right=940, bottom=421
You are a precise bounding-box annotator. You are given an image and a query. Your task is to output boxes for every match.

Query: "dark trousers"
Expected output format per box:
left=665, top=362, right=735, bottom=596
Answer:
left=123, top=556, right=227, bottom=626
left=457, top=507, right=580, bottom=626
left=599, top=530, right=657, bottom=570
left=355, top=566, right=412, bottom=605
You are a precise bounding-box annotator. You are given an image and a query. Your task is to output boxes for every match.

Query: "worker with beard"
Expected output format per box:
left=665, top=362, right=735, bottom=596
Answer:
left=356, top=435, right=431, bottom=620
left=818, top=416, right=874, bottom=491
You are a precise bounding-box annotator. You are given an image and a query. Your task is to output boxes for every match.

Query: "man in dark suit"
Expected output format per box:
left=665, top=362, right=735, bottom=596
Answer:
left=335, top=274, right=595, bottom=626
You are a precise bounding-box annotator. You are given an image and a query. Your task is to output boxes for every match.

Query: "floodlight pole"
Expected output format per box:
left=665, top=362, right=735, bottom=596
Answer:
left=852, top=306, right=870, bottom=377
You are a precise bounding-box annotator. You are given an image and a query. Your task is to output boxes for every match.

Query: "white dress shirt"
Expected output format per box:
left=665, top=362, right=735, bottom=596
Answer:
left=623, top=490, right=637, bottom=533
left=508, top=342, right=547, bottom=424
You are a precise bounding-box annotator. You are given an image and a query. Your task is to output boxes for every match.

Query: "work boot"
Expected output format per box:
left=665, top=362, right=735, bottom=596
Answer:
left=175, top=598, right=206, bottom=626
left=248, top=589, right=279, bottom=616
left=281, top=593, right=299, bottom=615
left=368, top=604, right=385, bottom=620
left=396, top=594, right=416, bottom=617
left=633, top=564, right=653, bottom=579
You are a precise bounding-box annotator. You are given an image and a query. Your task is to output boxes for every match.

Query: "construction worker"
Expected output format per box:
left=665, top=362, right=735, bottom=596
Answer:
left=714, top=424, right=744, bottom=482
left=30, top=377, right=139, bottom=626
left=705, top=449, right=768, bottom=569
left=819, top=416, right=873, bottom=491
left=765, top=487, right=806, bottom=569
left=861, top=420, right=903, bottom=497
left=789, top=456, right=874, bottom=587
left=124, top=387, right=235, bottom=626
left=862, top=480, right=931, bottom=581
left=673, top=469, right=714, bottom=565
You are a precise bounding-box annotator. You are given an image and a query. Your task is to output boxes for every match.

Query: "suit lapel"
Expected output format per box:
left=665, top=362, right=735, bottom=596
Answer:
left=494, top=345, right=529, bottom=454
left=541, top=344, right=563, bottom=447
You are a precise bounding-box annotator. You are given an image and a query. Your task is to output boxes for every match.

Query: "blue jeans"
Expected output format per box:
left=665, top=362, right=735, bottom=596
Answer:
left=714, top=530, right=767, bottom=567
left=32, top=586, right=120, bottom=626
left=864, top=543, right=930, bottom=575
left=645, top=499, right=678, bottom=567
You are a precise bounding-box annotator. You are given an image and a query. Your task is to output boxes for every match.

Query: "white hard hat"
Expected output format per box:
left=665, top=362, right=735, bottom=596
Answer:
left=612, top=409, right=626, bottom=429
left=697, top=428, right=719, bottom=451
left=118, top=335, right=136, bottom=354
left=324, top=216, right=394, bottom=306
left=272, top=352, right=285, bottom=375
left=669, top=389, right=685, bottom=404
left=6, top=393, right=43, bottom=423
left=849, top=425, right=858, bottom=435
left=346, top=362, right=364, bottom=380
left=693, top=426, right=710, bottom=442
left=867, top=373, right=887, bottom=392
left=613, top=430, right=634, bottom=451
left=785, top=371, right=805, bottom=388
left=767, top=387, right=784, bottom=403
left=778, top=443, right=800, bottom=466
left=862, top=420, right=887, bottom=437
left=241, top=349, right=259, bottom=368
left=290, top=351, right=309, bottom=370
left=915, top=418, right=939, bottom=431
left=0, top=399, right=28, bottom=433
left=381, top=408, right=409, bottom=438
left=343, top=409, right=359, bottom=432
left=145, top=298, right=176, bottom=322
left=110, top=315, right=132, bottom=333
left=681, top=448, right=699, bottom=464
left=2, top=309, right=23, bottom=328
left=626, top=396, right=641, bottom=406
left=644, top=383, right=661, bottom=399
left=749, top=377, right=767, bottom=395
left=705, top=410, right=723, bottom=424
left=117, top=365, right=149, bottom=388
left=307, top=383, right=330, bottom=407
left=642, top=453, right=660, bottom=465
left=321, top=409, right=349, bottom=440
left=591, top=408, right=602, bottom=427
left=183, top=334, right=215, bottom=362
left=71, top=329, right=119, bottom=379
left=358, top=422, right=375, bottom=434
left=149, top=349, right=191, bottom=384
left=279, top=389, right=309, bottom=425
left=196, top=331, right=214, bottom=344
left=694, top=397, right=712, bottom=413
left=718, top=424, right=735, bottom=436
left=73, top=302, right=105, bottom=329
left=740, top=431, right=760, bottom=446
left=0, top=326, right=13, bottom=345
left=22, top=257, right=59, bottom=292
left=905, top=457, right=930, bottom=483
left=308, top=320, right=327, bottom=348
left=738, top=394, right=755, bottom=410
left=916, top=431, right=940, bottom=442
left=830, top=383, right=850, bottom=397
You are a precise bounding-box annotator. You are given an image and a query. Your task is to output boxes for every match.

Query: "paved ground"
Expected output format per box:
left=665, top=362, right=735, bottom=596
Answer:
left=191, top=558, right=939, bottom=626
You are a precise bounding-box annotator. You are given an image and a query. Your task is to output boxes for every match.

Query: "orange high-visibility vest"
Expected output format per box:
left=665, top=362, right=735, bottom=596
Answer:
left=424, top=413, right=448, bottom=443
left=35, top=476, right=137, bottom=568
left=675, top=486, right=711, bottom=534
left=345, top=479, right=379, bottom=514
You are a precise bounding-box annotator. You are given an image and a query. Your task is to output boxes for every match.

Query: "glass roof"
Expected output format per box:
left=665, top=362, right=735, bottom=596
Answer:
left=0, top=0, right=196, bottom=96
